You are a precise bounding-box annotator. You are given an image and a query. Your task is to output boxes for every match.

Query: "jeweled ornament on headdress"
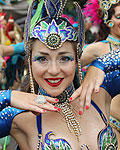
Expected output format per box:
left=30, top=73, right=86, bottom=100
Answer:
left=31, top=19, right=77, bottom=49
left=99, top=0, right=119, bottom=23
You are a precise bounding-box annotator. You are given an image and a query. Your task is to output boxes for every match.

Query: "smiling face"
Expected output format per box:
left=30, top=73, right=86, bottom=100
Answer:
left=109, top=5, right=120, bottom=38
left=31, top=40, right=76, bottom=96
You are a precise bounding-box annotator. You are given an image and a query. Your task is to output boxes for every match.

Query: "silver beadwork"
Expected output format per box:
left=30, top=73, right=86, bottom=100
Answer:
left=54, top=90, right=82, bottom=141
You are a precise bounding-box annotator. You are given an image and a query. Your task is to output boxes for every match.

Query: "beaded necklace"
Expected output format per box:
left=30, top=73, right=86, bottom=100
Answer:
left=106, top=35, right=120, bottom=50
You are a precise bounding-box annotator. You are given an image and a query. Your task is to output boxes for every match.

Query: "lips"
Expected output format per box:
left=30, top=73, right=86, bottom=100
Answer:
left=45, top=78, right=64, bottom=87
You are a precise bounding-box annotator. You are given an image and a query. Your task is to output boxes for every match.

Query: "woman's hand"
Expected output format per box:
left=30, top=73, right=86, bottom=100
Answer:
left=11, top=91, right=60, bottom=115
left=70, top=66, right=105, bottom=114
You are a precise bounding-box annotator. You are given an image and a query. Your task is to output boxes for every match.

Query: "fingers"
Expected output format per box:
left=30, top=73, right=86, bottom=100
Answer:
left=28, top=105, right=47, bottom=114
left=29, top=99, right=61, bottom=113
left=70, top=86, right=82, bottom=101
left=94, top=81, right=100, bottom=93
left=94, top=74, right=105, bottom=93
left=85, top=82, right=94, bottom=109
left=79, top=85, right=87, bottom=115
left=44, top=96, right=59, bottom=103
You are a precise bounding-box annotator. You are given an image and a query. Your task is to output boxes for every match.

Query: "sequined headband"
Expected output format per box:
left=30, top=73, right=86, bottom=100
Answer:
left=30, top=19, right=77, bottom=49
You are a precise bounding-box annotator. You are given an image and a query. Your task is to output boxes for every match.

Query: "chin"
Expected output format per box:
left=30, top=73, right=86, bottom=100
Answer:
left=46, top=88, right=65, bottom=97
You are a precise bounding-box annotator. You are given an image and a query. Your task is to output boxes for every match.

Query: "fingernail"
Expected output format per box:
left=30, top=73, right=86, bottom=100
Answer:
left=55, top=99, right=59, bottom=102
left=57, top=108, right=61, bottom=112
left=54, top=106, right=58, bottom=109
left=43, top=110, right=46, bottom=113
left=69, top=97, right=72, bottom=101
left=86, top=105, right=89, bottom=110
left=79, top=111, right=82, bottom=115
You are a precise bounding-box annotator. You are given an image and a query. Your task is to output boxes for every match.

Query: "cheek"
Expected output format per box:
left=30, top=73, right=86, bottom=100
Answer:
left=114, top=19, right=120, bottom=27
left=32, top=62, right=45, bottom=81
left=63, top=62, right=76, bottom=77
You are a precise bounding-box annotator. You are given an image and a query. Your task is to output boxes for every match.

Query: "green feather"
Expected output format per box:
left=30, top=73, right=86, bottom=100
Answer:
left=59, top=140, right=64, bottom=150
left=44, top=143, right=50, bottom=150
left=30, top=0, right=44, bottom=33
left=41, top=21, right=49, bottom=29
left=65, top=143, right=72, bottom=150
left=50, top=140, right=56, bottom=150
left=107, top=130, right=111, bottom=144
left=59, top=21, right=67, bottom=29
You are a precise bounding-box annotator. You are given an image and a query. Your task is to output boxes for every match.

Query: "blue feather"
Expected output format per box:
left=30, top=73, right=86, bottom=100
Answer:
left=74, top=2, right=85, bottom=58
left=45, top=0, right=62, bottom=18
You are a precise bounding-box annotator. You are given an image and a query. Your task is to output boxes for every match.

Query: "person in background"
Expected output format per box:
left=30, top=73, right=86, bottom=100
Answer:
left=71, top=0, right=120, bottom=142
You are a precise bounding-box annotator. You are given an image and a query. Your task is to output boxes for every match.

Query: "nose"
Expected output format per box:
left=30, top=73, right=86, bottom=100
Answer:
left=48, top=62, right=60, bottom=75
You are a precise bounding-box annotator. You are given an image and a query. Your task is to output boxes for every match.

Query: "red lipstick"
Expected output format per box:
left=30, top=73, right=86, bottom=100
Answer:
left=45, top=78, right=64, bottom=87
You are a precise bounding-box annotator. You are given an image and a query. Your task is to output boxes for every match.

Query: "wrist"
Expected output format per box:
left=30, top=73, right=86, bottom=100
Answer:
left=91, top=59, right=105, bottom=73
left=13, top=41, right=24, bottom=55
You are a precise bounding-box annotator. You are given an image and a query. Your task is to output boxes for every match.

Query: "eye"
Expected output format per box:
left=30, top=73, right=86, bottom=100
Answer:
left=115, top=15, right=120, bottom=19
left=60, top=56, right=74, bottom=62
left=33, top=56, right=48, bottom=63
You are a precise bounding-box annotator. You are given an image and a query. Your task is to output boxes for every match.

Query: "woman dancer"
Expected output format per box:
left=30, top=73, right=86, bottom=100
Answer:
left=0, top=0, right=118, bottom=149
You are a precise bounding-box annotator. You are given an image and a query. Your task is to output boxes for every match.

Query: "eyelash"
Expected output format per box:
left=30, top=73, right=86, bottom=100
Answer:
left=115, top=15, right=120, bottom=19
left=32, top=56, right=74, bottom=63
left=60, top=56, right=74, bottom=62
left=33, top=56, right=47, bottom=63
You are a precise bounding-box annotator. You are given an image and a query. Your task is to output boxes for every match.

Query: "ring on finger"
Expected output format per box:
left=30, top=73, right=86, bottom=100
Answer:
left=35, top=95, right=47, bottom=104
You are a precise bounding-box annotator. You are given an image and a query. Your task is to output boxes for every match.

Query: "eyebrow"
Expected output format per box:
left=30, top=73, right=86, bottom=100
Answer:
left=37, top=52, right=49, bottom=55
left=37, top=51, right=73, bottom=55
left=59, top=52, right=73, bottom=55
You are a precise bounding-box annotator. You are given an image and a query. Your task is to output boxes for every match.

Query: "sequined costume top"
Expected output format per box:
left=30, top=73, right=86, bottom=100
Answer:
left=91, top=40, right=120, bottom=98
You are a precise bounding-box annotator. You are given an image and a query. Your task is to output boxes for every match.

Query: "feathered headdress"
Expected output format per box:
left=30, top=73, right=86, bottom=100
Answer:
left=24, top=0, right=84, bottom=52
left=83, top=0, right=119, bottom=25
left=83, top=0, right=102, bottom=26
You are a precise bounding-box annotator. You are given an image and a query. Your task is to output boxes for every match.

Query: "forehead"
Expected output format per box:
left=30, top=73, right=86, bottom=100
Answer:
left=32, top=40, right=75, bottom=54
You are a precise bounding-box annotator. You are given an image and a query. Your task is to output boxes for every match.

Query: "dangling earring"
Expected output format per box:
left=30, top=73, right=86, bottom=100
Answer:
left=28, top=40, right=35, bottom=94
left=107, top=20, right=115, bottom=28
left=77, top=43, right=83, bottom=84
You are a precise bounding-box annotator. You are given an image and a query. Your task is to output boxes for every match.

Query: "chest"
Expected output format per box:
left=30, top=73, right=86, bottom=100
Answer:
left=14, top=102, right=107, bottom=150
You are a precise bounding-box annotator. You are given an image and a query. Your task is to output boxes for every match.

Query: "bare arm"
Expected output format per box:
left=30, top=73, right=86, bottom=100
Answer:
left=80, top=42, right=109, bottom=66
left=0, top=41, right=25, bottom=56
left=0, top=45, right=14, bottom=56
